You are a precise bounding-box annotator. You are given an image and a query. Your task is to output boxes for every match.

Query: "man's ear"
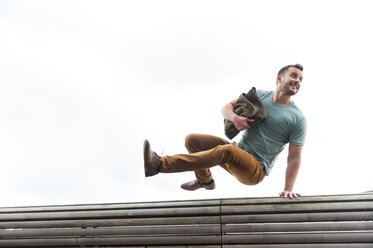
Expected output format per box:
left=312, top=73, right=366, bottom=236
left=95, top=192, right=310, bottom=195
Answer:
left=276, top=75, right=282, bottom=85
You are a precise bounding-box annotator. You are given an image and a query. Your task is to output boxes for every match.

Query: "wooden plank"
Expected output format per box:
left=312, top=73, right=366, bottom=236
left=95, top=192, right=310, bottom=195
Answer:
left=0, top=245, right=367, bottom=248
left=44, top=245, right=373, bottom=248
left=0, top=235, right=222, bottom=247
left=98, top=246, right=221, bottom=248
left=3, top=201, right=371, bottom=222
left=222, top=194, right=373, bottom=205
left=151, top=246, right=221, bottom=248
left=4, top=232, right=372, bottom=247
left=0, top=224, right=221, bottom=238
left=1, top=194, right=371, bottom=214
left=52, top=246, right=221, bottom=248
left=223, top=244, right=373, bottom=248
left=0, top=246, right=220, bottom=248
left=0, top=246, right=221, bottom=248
left=0, top=216, right=221, bottom=229
left=221, top=201, right=373, bottom=215
left=0, top=206, right=220, bottom=221
left=2, top=194, right=370, bottom=214
left=150, top=246, right=221, bottom=248
left=222, top=232, right=373, bottom=244
left=222, top=221, right=373, bottom=233
left=0, top=199, right=221, bottom=213
left=2, top=211, right=368, bottom=229
left=222, top=211, right=373, bottom=223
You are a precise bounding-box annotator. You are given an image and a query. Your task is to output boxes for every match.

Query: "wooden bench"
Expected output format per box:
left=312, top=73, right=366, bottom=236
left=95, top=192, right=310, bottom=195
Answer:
left=0, top=194, right=372, bottom=247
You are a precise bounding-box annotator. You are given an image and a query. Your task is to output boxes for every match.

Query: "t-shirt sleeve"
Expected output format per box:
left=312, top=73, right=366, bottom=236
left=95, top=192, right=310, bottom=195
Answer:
left=289, top=117, right=307, bottom=146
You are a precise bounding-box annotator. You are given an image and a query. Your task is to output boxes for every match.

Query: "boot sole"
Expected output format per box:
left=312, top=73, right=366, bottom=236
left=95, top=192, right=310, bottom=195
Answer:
left=143, top=140, right=151, bottom=177
left=181, top=180, right=216, bottom=191
left=181, top=186, right=215, bottom=191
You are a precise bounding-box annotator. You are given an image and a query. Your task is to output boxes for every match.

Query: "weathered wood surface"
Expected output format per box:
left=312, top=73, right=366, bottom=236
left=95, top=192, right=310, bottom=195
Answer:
left=0, top=194, right=372, bottom=247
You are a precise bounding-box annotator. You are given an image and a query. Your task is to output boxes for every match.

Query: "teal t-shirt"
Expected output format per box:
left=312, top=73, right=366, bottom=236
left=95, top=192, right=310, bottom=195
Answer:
left=237, top=90, right=306, bottom=175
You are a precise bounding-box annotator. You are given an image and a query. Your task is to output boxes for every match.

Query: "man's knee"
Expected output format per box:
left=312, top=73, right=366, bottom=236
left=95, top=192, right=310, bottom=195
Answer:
left=185, top=133, right=197, bottom=152
left=217, top=144, right=237, bottom=160
left=220, top=144, right=236, bottom=152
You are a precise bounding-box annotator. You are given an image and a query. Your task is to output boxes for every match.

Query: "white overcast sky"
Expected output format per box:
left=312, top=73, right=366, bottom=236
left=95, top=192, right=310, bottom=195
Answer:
left=1, top=0, right=373, bottom=207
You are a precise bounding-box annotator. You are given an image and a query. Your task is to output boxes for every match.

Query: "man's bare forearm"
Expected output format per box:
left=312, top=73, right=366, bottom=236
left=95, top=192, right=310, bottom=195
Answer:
left=280, top=144, right=303, bottom=199
left=284, top=157, right=301, bottom=192
left=221, top=100, right=237, bottom=121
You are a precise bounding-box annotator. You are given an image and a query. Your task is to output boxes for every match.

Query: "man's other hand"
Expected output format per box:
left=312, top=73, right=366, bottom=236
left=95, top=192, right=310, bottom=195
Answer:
left=233, top=116, right=255, bottom=131
left=279, top=191, right=301, bottom=199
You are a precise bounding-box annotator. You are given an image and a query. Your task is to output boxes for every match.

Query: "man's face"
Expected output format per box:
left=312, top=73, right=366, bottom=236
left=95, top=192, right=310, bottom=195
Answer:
left=277, top=67, right=303, bottom=96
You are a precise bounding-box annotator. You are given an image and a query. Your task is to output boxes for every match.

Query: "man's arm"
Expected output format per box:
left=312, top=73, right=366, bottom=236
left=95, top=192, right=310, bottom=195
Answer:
left=221, top=99, right=254, bottom=130
left=280, top=144, right=303, bottom=199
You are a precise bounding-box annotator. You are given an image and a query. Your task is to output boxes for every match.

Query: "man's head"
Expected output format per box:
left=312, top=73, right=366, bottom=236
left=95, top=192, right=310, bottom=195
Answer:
left=276, top=64, right=303, bottom=96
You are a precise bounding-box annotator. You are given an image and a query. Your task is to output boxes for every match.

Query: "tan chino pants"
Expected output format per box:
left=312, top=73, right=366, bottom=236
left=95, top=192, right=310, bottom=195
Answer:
left=160, top=133, right=265, bottom=185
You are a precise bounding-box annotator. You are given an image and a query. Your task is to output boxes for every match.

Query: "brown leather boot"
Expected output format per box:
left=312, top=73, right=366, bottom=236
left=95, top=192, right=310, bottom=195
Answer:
left=143, top=140, right=161, bottom=177
left=181, top=180, right=216, bottom=191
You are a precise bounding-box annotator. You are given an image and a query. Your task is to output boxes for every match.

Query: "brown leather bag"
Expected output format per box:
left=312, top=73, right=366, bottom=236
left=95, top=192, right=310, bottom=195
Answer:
left=224, top=87, right=267, bottom=139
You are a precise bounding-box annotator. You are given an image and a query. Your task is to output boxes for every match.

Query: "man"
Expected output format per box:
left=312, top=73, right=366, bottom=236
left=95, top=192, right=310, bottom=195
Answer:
left=143, top=64, right=306, bottom=199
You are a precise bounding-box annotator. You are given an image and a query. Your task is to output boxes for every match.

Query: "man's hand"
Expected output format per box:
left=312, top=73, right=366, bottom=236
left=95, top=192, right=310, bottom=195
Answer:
left=233, top=115, right=255, bottom=131
left=279, top=191, right=301, bottom=199
left=221, top=99, right=255, bottom=131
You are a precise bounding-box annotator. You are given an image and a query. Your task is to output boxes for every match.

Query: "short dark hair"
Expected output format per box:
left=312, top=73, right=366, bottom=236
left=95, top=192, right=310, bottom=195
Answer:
left=277, top=64, right=303, bottom=76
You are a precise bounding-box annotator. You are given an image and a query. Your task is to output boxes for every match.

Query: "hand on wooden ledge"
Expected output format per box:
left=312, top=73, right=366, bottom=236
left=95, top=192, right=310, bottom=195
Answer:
left=279, top=190, right=301, bottom=199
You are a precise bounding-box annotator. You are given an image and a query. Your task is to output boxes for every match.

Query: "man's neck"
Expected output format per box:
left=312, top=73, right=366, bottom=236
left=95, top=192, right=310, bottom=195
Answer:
left=273, top=90, right=292, bottom=105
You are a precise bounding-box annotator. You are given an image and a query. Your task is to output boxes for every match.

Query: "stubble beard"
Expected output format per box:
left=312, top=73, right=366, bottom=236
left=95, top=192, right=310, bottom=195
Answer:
left=281, top=85, right=298, bottom=96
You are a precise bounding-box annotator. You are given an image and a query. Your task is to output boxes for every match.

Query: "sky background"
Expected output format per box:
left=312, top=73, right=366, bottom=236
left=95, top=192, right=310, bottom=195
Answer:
left=1, top=0, right=372, bottom=207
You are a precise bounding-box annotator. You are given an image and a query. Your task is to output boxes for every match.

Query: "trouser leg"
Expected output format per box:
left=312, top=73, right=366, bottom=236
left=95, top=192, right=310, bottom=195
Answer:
left=160, top=133, right=266, bottom=185
left=184, top=133, right=229, bottom=183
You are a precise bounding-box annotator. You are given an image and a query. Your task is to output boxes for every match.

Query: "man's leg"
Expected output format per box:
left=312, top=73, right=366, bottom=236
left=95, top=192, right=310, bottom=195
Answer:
left=184, top=133, right=230, bottom=184
left=143, top=134, right=266, bottom=189
left=160, top=139, right=265, bottom=188
left=218, top=145, right=266, bottom=186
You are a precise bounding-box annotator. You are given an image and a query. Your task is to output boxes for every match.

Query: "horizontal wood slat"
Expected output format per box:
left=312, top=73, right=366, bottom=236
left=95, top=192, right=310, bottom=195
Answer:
left=222, top=211, right=373, bottom=223
left=222, top=221, right=373, bottom=233
left=0, top=206, right=221, bottom=221
left=0, top=235, right=222, bottom=246
left=222, top=232, right=373, bottom=243
left=221, top=201, right=373, bottom=215
left=222, top=194, right=373, bottom=205
left=0, top=216, right=221, bottom=229
left=0, top=225, right=221, bottom=238
left=0, top=194, right=372, bottom=247
left=223, top=244, right=373, bottom=248
left=0, top=200, right=221, bottom=213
